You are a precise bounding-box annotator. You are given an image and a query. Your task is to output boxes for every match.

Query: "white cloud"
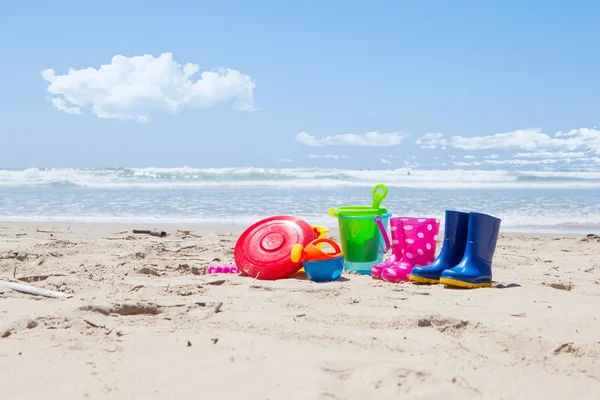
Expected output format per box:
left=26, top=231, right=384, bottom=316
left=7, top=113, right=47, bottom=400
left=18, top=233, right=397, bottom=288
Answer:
left=51, top=98, right=81, bottom=115
left=380, top=158, right=392, bottom=165
left=453, top=159, right=561, bottom=167
left=555, top=128, right=600, bottom=154
left=485, top=158, right=560, bottom=166
left=463, top=155, right=476, bottom=160
left=277, top=158, right=293, bottom=163
left=453, top=161, right=483, bottom=166
left=514, top=151, right=585, bottom=159
left=307, top=153, right=350, bottom=160
left=41, top=52, right=256, bottom=122
left=450, top=128, right=553, bottom=150
left=403, top=159, right=420, bottom=168
left=485, top=154, right=500, bottom=159
left=416, top=128, right=600, bottom=154
left=296, top=131, right=408, bottom=147
left=415, top=132, right=447, bottom=149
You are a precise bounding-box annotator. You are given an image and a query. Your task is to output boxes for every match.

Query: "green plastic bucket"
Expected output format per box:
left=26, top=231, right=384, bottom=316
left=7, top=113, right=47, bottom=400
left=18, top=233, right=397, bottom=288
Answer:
left=336, top=212, right=391, bottom=274
left=328, top=184, right=391, bottom=275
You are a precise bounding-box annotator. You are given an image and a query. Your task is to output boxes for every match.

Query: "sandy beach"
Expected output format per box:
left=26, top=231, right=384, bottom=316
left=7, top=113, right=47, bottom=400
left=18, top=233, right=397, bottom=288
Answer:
left=0, top=221, right=599, bottom=399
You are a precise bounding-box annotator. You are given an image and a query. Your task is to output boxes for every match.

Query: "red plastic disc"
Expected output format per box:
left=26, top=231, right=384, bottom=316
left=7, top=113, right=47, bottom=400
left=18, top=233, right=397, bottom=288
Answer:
left=234, top=216, right=315, bottom=280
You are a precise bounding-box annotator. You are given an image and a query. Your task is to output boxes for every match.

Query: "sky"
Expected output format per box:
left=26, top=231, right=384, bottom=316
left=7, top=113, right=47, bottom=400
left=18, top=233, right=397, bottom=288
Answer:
left=0, top=0, right=599, bottom=171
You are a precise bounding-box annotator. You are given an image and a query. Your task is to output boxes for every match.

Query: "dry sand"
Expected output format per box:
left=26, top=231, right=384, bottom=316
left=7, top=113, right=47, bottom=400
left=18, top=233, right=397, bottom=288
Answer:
left=0, top=221, right=599, bottom=399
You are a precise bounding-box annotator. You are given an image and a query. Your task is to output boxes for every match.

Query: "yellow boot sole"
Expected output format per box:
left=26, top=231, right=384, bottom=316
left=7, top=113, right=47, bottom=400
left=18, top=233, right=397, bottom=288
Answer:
left=408, top=274, right=439, bottom=284
left=439, top=277, right=492, bottom=289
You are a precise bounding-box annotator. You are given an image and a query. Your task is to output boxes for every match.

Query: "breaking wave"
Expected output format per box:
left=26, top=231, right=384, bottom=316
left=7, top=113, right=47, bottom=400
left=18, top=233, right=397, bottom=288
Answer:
left=1, top=167, right=600, bottom=189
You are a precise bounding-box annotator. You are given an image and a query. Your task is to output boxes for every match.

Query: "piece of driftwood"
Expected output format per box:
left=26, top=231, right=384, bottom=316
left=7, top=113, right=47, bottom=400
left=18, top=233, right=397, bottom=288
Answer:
left=132, top=229, right=167, bottom=237
left=0, top=280, right=72, bottom=298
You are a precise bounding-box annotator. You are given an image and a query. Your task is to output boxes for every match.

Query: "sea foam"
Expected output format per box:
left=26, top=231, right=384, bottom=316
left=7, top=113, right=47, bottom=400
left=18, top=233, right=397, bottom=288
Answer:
left=1, top=167, right=600, bottom=189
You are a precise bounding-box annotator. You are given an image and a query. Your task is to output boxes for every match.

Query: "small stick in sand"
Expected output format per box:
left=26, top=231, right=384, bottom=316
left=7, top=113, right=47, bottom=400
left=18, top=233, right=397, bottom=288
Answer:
left=36, top=228, right=66, bottom=234
left=251, top=271, right=261, bottom=285
left=132, top=229, right=167, bottom=237
left=0, top=280, right=72, bottom=298
left=177, top=230, right=202, bottom=238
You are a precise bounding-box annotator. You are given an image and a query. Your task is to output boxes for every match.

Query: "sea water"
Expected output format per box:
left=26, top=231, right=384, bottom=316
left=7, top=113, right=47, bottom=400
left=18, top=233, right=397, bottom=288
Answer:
left=1, top=167, right=600, bottom=234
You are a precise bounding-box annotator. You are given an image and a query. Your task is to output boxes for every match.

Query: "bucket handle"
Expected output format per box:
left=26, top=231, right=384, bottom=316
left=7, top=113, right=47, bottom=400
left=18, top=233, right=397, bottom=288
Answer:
left=374, top=216, right=391, bottom=253
left=310, top=237, right=342, bottom=255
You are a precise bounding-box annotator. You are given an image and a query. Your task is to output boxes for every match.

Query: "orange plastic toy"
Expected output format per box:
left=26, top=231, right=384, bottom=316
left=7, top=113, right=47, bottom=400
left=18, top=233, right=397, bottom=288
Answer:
left=291, top=238, right=343, bottom=263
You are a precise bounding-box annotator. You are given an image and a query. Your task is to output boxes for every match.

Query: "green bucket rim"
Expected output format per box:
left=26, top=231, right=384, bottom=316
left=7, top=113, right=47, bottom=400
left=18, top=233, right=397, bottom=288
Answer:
left=329, top=206, right=388, bottom=217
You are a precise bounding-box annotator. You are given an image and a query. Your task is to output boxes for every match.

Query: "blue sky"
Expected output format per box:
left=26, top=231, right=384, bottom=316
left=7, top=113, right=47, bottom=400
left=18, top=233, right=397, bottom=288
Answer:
left=0, top=0, right=599, bottom=170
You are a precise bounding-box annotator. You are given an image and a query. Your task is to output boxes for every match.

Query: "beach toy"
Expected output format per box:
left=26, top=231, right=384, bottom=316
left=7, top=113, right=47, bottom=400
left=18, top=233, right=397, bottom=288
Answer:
left=380, top=217, right=440, bottom=283
left=310, top=225, right=330, bottom=249
left=295, top=225, right=332, bottom=273
left=371, top=216, right=404, bottom=279
left=291, top=238, right=342, bottom=263
left=328, top=184, right=391, bottom=275
left=327, top=184, right=389, bottom=218
left=439, top=212, right=501, bottom=289
left=410, top=210, right=469, bottom=284
left=234, top=216, right=316, bottom=280
left=207, top=264, right=239, bottom=274
left=291, top=238, right=344, bottom=282
left=374, top=216, right=392, bottom=253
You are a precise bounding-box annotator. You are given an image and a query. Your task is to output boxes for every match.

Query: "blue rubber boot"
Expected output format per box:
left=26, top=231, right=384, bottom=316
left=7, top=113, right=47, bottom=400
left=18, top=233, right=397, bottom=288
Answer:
left=439, top=212, right=501, bottom=289
left=409, top=210, right=469, bottom=284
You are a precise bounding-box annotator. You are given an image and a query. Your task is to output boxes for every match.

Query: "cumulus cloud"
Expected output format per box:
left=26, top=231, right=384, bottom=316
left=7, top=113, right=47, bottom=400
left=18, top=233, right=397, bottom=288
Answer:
left=51, top=98, right=81, bottom=115
left=454, top=159, right=541, bottom=167
left=416, top=128, right=600, bottom=154
left=380, top=158, right=392, bottom=165
left=296, top=131, right=408, bottom=147
left=485, top=159, right=560, bottom=166
left=41, top=52, right=256, bottom=121
left=307, top=153, right=350, bottom=160
left=415, top=132, right=447, bottom=149
left=463, top=155, right=476, bottom=160
left=514, top=151, right=585, bottom=159
left=453, top=161, right=483, bottom=167
left=403, top=159, right=420, bottom=168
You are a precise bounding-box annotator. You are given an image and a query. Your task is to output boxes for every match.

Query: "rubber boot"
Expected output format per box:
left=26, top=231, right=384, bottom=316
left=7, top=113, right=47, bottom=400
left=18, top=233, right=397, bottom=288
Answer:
left=439, top=212, right=501, bottom=289
left=371, top=218, right=404, bottom=279
left=409, top=210, right=469, bottom=284
left=381, top=217, right=440, bottom=283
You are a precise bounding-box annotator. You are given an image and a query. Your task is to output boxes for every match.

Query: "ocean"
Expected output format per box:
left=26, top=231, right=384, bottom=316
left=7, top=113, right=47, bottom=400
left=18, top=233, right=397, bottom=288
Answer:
left=1, top=167, right=600, bottom=234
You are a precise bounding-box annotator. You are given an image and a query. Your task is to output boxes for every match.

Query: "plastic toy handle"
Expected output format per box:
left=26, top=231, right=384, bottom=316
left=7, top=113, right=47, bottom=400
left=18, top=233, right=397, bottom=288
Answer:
left=328, top=208, right=338, bottom=217
left=374, top=215, right=391, bottom=253
left=290, top=244, right=305, bottom=263
left=371, top=184, right=388, bottom=210
left=311, top=225, right=330, bottom=236
left=311, top=237, right=342, bottom=255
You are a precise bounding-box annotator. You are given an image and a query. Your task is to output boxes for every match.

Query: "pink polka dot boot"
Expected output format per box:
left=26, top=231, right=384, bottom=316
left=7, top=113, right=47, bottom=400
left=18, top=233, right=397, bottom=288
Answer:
left=381, top=217, right=440, bottom=283
left=371, top=217, right=404, bottom=279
